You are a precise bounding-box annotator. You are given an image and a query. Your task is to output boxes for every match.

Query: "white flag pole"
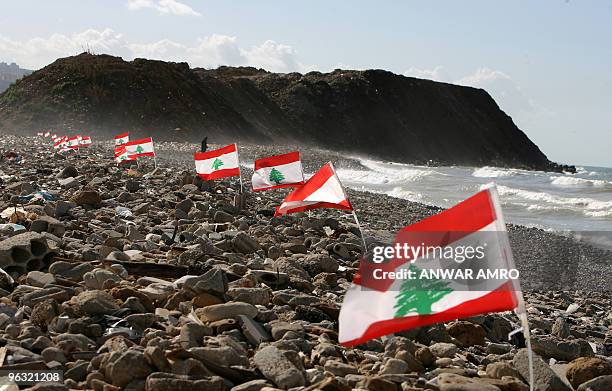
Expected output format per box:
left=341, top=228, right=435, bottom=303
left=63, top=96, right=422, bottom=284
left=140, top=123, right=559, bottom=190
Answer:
left=488, top=183, right=534, bottom=391
left=234, top=143, right=244, bottom=193
left=152, top=138, right=157, bottom=169
left=517, top=296, right=535, bottom=391
left=351, top=211, right=368, bottom=254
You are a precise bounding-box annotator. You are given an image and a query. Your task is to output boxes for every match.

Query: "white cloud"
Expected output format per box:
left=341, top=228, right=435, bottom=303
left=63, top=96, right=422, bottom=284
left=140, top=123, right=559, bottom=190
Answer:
left=0, top=29, right=310, bottom=73
left=403, top=65, right=533, bottom=114
left=455, top=67, right=534, bottom=113
left=404, top=66, right=450, bottom=82
left=127, top=0, right=201, bottom=16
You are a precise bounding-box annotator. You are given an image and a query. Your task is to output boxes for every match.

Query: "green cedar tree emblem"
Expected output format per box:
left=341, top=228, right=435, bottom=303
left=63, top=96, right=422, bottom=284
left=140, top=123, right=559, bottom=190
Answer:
left=212, top=158, right=224, bottom=170
left=393, top=265, right=452, bottom=317
left=269, top=168, right=285, bottom=185
left=136, top=145, right=144, bottom=154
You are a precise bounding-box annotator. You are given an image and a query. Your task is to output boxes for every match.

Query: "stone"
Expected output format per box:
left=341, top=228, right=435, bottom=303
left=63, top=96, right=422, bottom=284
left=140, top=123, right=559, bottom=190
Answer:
left=270, top=321, right=304, bottom=340
left=58, top=166, right=78, bottom=178
left=179, top=322, right=212, bottom=348
left=532, top=335, right=590, bottom=361
left=324, top=360, right=359, bottom=376
left=552, top=318, right=571, bottom=339
left=184, top=268, right=228, bottom=297
left=70, top=190, right=102, bottom=207
left=237, top=315, right=271, bottom=345
left=230, top=379, right=273, bottom=391
left=513, top=349, right=571, bottom=391
left=232, top=232, right=261, bottom=254
left=415, top=347, right=435, bottom=367
left=214, top=210, right=234, bottom=223
left=433, top=373, right=502, bottom=391
left=106, top=349, right=153, bottom=388
left=26, top=271, right=56, bottom=287
left=227, top=287, right=271, bottom=306
left=576, top=375, right=612, bottom=391
left=447, top=321, right=487, bottom=347
left=380, top=358, right=408, bottom=375
left=566, top=357, right=612, bottom=389
left=254, top=346, right=305, bottom=389
left=72, top=290, right=119, bottom=315
left=196, top=302, right=258, bottom=322
left=395, top=350, right=424, bottom=373
left=430, top=342, right=458, bottom=358
left=145, top=373, right=226, bottom=391
left=486, top=362, right=522, bottom=379
left=144, top=346, right=171, bottom=372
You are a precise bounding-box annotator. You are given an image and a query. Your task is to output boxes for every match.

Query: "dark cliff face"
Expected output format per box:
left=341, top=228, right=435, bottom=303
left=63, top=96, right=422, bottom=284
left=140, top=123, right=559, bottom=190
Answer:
left=0, top=53, right=556, bottom=169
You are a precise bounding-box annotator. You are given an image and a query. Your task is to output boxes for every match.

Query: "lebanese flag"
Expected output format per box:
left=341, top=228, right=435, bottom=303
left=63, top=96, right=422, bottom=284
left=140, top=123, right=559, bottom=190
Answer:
left=114, top=146, right=135, bottom=163
left=194, top=143, right=240, bottom=180
left=66, top=135, right=82, bottom=149
left=114, top=132, right=129, bottom=145
left=274, top=162, right=352, bottom=216
left=338, top=185, right=520, bottom=346
left=252, top=151, right=305, bottom=191
left=80, top=136, right=92, bottom=147
left=124, top=137, right=155, bottom=158
left=53, top=136, right=68, bottom=149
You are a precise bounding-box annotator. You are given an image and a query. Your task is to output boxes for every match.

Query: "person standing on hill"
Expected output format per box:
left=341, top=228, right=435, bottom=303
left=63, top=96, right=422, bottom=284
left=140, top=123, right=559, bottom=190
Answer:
left=201, top=137, right=208, bottom=152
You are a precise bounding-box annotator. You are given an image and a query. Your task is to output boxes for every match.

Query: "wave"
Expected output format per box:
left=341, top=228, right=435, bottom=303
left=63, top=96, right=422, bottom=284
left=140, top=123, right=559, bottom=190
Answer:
left=472, top=166, right=524, bottom=178
left=550, top=176, right=610, bottom=187
left=337, top=160, right=432, bottom=185
left=493, top=184, right=612, bottom=212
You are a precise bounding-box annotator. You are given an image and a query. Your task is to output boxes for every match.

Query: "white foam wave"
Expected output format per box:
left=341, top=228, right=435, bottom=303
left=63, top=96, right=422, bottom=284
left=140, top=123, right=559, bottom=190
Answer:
left=584, top=210, right=612, bottom=218
left=493, top=185, right=612, bottom=211
left=550, top=176, right=609, bottom=187
left=472, top=166, right=522, bottom=178
left=337, top=161, right=431, bottom=185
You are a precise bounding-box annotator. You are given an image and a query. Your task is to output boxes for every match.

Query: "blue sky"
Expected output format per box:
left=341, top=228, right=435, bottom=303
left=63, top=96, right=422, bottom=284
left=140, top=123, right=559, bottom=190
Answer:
left=1, top=0, right=610, bottom=166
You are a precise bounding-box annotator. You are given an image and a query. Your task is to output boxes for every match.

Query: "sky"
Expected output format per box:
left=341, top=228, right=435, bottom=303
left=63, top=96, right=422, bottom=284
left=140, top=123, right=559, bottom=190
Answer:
left=1, top=0, right=610, bottom=167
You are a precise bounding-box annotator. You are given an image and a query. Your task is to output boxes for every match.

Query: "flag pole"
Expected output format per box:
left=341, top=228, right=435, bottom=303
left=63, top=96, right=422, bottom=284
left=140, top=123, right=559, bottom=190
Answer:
left=152, top=138, right=157, bottom=169
left=234, top=143, right=244, bottom=193
left=351, top=211, right=368, bottom=254
left=517, top=295, right=535, bottom=391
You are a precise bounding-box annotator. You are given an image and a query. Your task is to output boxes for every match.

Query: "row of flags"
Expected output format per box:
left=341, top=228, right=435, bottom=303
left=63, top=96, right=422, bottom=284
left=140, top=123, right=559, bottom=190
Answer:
left=51, top=135, right=92, bottom=150
left=38, top=131, right=533, bottom=382
left=114, top=133, right=156, bottom=164
left=193, top=144, right=350, bottom=216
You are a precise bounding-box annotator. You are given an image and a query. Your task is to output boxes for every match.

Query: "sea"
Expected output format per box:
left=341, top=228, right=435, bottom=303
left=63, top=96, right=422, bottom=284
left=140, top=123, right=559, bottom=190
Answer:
left=335, top=159, right=612, bottom=248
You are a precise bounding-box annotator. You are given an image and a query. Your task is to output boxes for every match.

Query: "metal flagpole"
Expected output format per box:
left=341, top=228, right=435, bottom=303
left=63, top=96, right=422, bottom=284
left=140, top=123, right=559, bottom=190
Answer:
left=351, top=211, right=368, bottom=254
left=234, top=143, right=244, bottom=193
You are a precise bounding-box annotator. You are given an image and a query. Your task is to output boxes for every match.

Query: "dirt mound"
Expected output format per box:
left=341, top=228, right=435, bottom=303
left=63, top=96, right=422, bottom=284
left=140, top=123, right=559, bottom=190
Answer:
left=0, top=53, right=566, bottom=170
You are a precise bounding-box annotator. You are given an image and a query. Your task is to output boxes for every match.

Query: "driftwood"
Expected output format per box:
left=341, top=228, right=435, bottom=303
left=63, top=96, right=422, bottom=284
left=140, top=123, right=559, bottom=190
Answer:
left=101, top=259, right=189, bottom=278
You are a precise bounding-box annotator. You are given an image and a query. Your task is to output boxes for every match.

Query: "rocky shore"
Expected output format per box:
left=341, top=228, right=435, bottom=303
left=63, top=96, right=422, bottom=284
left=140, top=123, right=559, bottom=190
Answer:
left=0, top=135, right=610, bottom=391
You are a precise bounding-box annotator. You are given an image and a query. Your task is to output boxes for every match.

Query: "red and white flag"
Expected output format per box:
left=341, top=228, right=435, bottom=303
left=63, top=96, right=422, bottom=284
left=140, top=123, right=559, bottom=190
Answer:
left=53, top=136, right=68, bottom=149
left=274, top=162, right=352, bottom=216
left=338, top=185, right=520, bottom=346
left=252, top=151, right=304, bottom=191
left=80, top=136, right=92, bottom=147
left=194, top=144, right=240, bottom=180
left=114, top=146, right=135, bottom=164
left=66, top=135, right=82, bottom=149
left=124, top=137, right=155, bottom=158
left=114, top=132, right=129, bottom=145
